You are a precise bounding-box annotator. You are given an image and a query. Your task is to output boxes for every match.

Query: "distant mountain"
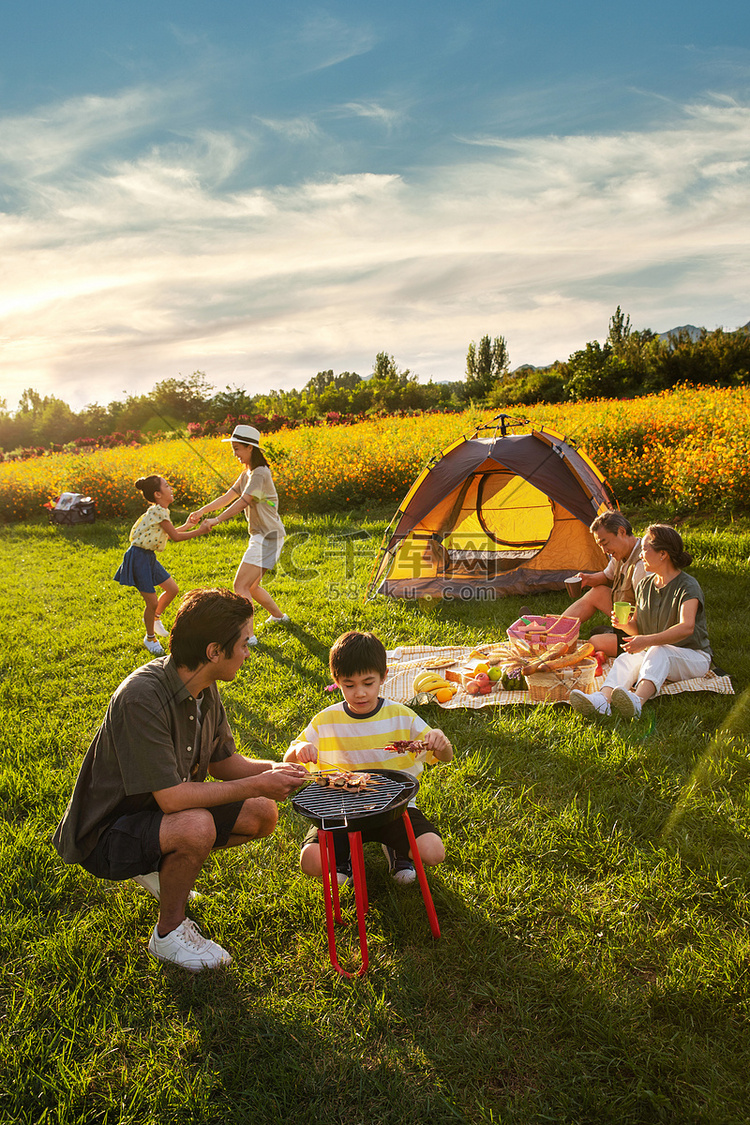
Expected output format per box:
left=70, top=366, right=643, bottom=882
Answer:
left=510, top=363, right=554, bottom=375
left=510, top=320, right=749, bottom=375
left=657, top=324, right=703, bottom=343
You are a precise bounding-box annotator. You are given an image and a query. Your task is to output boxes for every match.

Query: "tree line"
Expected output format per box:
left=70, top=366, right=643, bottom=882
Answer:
left=0, top=352, right=474, bottom=457
left=1, top=312, right=748, bottom=455
left=491, top=308, right=750, bottom=406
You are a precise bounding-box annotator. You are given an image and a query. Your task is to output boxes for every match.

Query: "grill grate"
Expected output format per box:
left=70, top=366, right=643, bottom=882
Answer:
left=292, top=770, right=418, bottom=831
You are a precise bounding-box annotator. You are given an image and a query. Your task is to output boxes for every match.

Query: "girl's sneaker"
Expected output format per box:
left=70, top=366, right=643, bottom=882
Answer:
left=144, top=636, right=165, bottom=656
left=153, top=618, right=169, bottom=638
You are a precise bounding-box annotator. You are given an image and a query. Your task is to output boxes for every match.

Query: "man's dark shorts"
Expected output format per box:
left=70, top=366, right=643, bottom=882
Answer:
left=80, top=802, right=245, bottom=881
left=596, top=625, right=626, bottom=655
left=302, top=806, right=440, bottom=864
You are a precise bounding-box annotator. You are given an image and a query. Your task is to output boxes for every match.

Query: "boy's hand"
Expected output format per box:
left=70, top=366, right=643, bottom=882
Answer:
left=425, top=729, right=453, bottom=761
left=285, top=742, right=318, bottom=765
left=187, top=511, right=202, bottom=525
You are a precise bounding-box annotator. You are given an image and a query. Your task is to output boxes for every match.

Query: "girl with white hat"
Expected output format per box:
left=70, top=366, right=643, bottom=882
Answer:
left=189, top=425, right=289, bottom=642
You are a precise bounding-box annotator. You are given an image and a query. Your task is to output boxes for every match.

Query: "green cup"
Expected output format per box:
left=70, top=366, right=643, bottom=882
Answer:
left=613, top=601, right=632, bottom=626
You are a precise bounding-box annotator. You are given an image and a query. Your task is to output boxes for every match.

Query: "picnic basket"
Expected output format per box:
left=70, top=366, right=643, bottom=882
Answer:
left=526, top=656, right=598, bottom=703
left=507, top=614, right=579, bottom=653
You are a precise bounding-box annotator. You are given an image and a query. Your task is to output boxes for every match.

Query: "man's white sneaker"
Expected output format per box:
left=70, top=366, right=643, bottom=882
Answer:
left=610, top=687, right=643, bottom=719
left=132, top=872, right=201, bottom=902
left=569, top=689, right=611, bottom=717
left=143, top=636, right=165, bottom=656
left=153, top=618, right=169, bottom=638
left=147, top=918, right=231, bottom=972
left=133, top=872, right=161, bottom=898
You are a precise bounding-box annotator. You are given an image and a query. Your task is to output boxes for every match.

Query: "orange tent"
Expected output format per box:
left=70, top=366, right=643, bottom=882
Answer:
left=368, top=417, right=617, bottom=601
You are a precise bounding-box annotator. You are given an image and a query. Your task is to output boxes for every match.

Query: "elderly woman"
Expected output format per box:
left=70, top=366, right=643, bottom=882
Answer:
left=569, top=524, right=712, bottom=720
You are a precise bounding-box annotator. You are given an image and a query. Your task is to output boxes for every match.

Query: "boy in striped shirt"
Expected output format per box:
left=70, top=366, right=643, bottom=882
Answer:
left=285, top=631, right=453, bottom=886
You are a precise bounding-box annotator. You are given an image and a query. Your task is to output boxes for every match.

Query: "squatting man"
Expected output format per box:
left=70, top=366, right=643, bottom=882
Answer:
left=53, top=588, right=307, bottom=972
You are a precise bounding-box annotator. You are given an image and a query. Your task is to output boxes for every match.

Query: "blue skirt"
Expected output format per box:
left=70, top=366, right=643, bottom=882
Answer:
left=114, top=545, right=170, bottom=594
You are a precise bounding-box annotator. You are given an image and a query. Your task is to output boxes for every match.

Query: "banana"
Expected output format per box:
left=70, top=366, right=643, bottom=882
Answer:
left=413, top=670, right=451, bottom=693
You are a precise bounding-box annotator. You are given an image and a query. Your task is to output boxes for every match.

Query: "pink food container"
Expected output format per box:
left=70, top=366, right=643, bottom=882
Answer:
left=507, top=614, right=580, bottom=652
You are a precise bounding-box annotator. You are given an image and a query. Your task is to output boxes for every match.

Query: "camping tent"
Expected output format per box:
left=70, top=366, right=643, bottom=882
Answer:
left=367, top=418, right=618, bottom=601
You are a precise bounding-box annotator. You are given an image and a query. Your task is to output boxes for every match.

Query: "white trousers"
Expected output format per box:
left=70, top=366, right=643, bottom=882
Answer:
left=604, top=645, right=711, bottom=695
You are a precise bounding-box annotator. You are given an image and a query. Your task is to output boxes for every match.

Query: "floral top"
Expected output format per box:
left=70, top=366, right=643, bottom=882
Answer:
left=129, top=505, right=170, bottom=552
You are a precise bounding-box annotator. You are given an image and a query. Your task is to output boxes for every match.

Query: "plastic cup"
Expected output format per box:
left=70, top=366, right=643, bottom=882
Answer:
left=564, top=576, right=583, bottom=599
left=613, top=601, right=632, bottom=625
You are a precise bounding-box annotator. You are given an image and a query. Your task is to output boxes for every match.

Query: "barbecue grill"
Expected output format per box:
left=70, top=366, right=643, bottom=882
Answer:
left=292, top=769, right=441, bottom=977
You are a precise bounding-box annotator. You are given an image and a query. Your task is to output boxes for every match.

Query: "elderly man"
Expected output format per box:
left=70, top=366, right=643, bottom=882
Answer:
left=566, top=512, right=647, bottom=657
left=53, top=588, right=306, bottom=972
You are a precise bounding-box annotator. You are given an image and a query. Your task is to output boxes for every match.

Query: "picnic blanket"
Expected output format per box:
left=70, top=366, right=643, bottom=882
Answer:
left=385, top=645, right=734, bottom=711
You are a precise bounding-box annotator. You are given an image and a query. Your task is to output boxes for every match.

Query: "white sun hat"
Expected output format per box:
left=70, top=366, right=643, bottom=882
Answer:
left=222, top=424, right=261, bottom=446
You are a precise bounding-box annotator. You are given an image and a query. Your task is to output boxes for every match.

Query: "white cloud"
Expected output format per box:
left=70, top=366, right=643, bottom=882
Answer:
left=294, top=12, right=378, bottom=72
left=1, top=90, right=750, bottom=408
left=335, top=102, right=406, bottom=130
left=0, top=88, right=174, bottom=177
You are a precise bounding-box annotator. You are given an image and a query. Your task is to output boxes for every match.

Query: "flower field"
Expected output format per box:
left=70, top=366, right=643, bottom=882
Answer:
left=1, top=386, right=748, bottom=521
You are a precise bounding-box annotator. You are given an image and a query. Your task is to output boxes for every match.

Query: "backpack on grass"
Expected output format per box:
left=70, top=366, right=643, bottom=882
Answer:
left=46, top=493, right=97, bottom=526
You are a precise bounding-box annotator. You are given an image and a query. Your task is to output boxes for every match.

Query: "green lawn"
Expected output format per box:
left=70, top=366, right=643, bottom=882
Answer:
left=1, top=511, right=750, bottom=1124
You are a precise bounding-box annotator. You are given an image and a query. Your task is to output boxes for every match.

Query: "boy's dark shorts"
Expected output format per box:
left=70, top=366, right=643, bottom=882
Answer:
left=79, top=802, right=245, bottom=881
left=302, top=806, right=439, bottom=864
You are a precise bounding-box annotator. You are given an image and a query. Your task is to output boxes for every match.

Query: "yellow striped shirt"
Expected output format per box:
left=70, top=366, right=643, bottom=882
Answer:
left=289, top=698, right=435, bottom=783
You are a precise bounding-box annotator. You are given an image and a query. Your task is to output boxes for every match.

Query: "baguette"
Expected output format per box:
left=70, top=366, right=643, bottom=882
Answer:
left=520, top=641, right=569, bottom=675
left=539, top=642, right=595, bottom=672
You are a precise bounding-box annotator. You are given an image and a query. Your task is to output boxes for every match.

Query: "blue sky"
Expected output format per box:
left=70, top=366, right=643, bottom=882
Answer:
left=1, top=0, right=749, bottom=409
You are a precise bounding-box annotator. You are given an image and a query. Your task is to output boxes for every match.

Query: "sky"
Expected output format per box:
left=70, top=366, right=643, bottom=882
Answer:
left=1, top=0, right=749, bottom=411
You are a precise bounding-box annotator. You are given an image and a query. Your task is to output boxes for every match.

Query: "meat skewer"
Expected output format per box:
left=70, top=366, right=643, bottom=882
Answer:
left=308, top=769, right=382, bottom=791
left=382, top=739, right=430, bottom=756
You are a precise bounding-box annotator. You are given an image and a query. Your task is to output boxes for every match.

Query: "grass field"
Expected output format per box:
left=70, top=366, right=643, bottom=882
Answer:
left=1, top=509, right=750, bottom=1124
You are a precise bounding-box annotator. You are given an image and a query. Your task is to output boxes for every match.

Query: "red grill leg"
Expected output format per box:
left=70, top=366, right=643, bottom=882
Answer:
left=317, top=830, right=369, bottom=977
left=401, top=810, right=441, bottom=939
left=348, top=831, right=369, bottom=976
left=317, top=814, right=440, bottom=976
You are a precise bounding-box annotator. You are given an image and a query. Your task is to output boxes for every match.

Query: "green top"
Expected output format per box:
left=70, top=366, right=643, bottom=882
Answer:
left=636, top=571, right=712, bottom=657
left=52, top=656, right=235, bottom=863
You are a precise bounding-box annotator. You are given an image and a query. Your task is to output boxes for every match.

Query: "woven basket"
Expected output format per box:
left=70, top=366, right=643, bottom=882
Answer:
left=508, top=614, right=580, bottom=654
left=526, top=657, right=598, bottom=703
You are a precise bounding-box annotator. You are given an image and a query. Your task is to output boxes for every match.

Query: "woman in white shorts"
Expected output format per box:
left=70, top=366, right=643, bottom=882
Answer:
left=569, top=523, right=712, bottom=721
left=190, top=424, right=288, bottom=644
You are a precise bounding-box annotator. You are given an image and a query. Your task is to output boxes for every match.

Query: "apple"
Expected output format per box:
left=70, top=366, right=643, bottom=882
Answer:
left=474, top=672, right=490, bottom=686
left=488, top=667, right=502, bottom=682
left=479, top=682, right=493, bottom=694
left=466, top=680, right=481, bottom=695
